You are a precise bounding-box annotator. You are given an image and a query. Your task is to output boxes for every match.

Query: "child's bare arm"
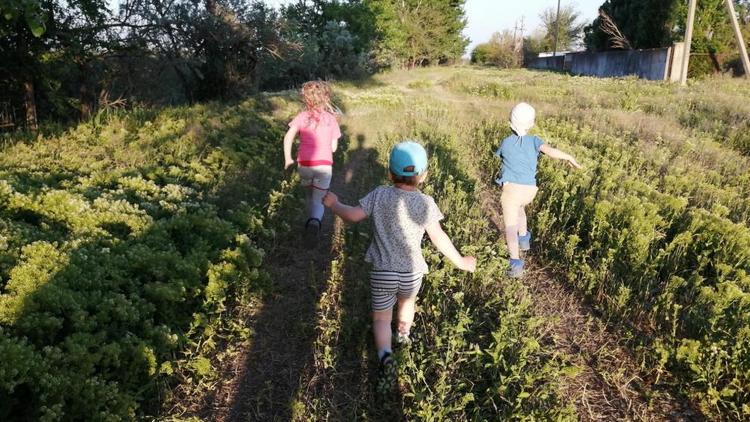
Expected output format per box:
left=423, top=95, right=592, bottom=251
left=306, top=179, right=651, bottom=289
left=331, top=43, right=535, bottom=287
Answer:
left=323, top=192, right=368, bottom=223
left=425, top=222, right=476, bottom=272
left=539, top=144, right=582, bottom=169
left=283, top=126, right=298, bottom=169
left=331, top=137, right=339, bottom=153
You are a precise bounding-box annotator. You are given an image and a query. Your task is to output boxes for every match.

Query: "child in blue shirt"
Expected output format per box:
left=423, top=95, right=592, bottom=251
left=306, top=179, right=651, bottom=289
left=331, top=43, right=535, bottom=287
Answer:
left=496, top=102, right=582, bottom=277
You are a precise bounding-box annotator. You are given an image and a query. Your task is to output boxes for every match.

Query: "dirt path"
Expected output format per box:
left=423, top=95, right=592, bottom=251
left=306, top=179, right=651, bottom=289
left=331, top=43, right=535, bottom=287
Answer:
left=209, top=236, right=333, bottom=421
left=185, top=134, right=378, bottom=421
left=481, top=190, right=703, bottom=422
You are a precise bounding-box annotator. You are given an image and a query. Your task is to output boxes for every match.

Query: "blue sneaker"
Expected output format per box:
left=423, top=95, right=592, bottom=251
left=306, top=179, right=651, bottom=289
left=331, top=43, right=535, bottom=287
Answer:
left=519, top=232, right=532, bottom=251
left=506, top=259, right=524, bottom=278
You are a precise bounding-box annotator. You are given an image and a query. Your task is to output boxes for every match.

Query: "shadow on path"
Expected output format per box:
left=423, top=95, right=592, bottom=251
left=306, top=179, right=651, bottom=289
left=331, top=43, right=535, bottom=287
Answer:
left=211, top=130, right=353, bottom=421
left=294, top=133, right=407, bottom=420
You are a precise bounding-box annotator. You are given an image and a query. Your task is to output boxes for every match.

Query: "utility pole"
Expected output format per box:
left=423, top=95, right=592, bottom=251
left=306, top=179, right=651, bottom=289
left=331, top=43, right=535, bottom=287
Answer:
left=512, top=17, right=526, bottom=52
left=680, top=0, right=698, bottom=85
left=553, top=0, right=561, bottom=57
left=724, top=0, right=750, bottom=78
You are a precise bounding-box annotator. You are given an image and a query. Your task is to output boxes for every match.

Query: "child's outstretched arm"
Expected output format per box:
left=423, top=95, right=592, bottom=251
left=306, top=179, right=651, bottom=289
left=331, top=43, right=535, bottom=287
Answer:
left=539, top=144, right=583, bottom=169
left=425, top=222, right=477, bottom=272
left=283, top=126, right=299, bottom=170
left=323, top=191, right=368, bottom=223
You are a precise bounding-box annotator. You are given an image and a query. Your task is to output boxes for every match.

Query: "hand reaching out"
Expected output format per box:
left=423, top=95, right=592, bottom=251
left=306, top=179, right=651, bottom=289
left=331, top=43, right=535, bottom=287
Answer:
left=284, top=157, right=295, bottom=170
left=458, top=256, right=477, bottom=272
left=322, top=191, right=339, bottom=208
left=567, top=158, right=583, bottom=170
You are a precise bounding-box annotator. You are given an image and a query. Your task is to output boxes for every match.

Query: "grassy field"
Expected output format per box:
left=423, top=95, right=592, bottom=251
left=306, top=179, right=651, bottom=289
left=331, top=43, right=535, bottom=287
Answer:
left=1, top=67, right=749, bottom=421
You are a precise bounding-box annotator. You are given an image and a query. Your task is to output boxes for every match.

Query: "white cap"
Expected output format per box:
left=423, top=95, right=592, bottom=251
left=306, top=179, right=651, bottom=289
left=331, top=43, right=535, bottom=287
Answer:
left=509, top=102, right=536, bottom=136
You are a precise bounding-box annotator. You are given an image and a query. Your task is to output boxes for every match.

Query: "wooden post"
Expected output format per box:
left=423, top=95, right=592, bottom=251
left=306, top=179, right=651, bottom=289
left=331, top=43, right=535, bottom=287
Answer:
left=553, top=0, right=561, bottom=57
left=23, top=79, right=38, bottom=132
left=680, top=0, right=698, bottom=85
left=724, top=0, right=750, bottom=78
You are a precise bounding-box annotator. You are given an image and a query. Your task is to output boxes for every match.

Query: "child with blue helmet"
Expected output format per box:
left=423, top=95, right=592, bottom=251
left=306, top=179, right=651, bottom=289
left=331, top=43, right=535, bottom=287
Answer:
left=496, top=103, right=582, bottom=278
left=323, top=141, right=476, bottom=387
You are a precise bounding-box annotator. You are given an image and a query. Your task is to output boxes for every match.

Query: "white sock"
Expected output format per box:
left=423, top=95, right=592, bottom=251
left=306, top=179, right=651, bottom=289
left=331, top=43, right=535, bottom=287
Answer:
left=377, top=347, right=392, bottom=360
left=309, top=188, right=326, bottom=221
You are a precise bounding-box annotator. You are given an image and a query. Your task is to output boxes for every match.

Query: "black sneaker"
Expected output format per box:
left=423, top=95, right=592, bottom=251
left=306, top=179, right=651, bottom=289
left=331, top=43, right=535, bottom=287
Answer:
left=376, top=352, right=397, bottom=394
left=304, top=218, right=321, bottom=247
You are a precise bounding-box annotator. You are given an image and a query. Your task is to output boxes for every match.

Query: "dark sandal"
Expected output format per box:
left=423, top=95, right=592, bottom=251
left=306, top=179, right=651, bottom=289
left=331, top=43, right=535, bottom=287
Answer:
left=376, top=352, right=398, bottom=393
left=304, top=218, right=321, bottom=246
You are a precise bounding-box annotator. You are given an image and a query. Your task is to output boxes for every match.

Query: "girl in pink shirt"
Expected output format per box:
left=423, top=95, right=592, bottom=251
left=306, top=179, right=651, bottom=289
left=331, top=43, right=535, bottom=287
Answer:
left=283, top=81, right=342, bottom=243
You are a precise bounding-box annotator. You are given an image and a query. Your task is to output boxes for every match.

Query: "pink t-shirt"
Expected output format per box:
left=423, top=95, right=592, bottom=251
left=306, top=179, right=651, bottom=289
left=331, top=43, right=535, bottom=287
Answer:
left=289, top=110, right=341, bottom=167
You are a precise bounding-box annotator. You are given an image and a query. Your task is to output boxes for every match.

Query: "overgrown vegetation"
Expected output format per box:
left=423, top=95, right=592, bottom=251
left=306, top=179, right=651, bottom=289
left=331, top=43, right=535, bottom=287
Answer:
left=2, top=64, right=750, bottom=420
left=440, top=68, right=750, bottom=419
left=0, top=98, right=296, bottom=419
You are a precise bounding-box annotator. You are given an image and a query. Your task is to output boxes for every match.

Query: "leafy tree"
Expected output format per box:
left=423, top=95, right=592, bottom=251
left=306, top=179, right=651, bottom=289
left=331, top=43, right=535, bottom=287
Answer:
left=584, top=0, right=677, bottom=51
left=584, top=0, right=745, bottom=53
left=0, top=0, right=471, bottom=126
left=0, top=0, right=112, bottom=129
left=522, top=29, right=552, bottom=63
left=539, top=4, right=586, bottom=52
left=368, top=0, right=468, bottom=68
left=266, top=0, right=374, bottom=87
left=0, top=0, right=47, bottom=36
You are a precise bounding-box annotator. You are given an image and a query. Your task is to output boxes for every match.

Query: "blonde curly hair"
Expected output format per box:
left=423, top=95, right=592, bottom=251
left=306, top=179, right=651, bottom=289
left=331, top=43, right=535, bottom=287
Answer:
left=300, top=80, right=335, bottom=114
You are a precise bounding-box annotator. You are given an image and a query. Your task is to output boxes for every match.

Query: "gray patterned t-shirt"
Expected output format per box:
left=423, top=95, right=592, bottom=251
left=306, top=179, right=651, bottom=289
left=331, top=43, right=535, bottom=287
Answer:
left=359, top=186, right=444, bottom=273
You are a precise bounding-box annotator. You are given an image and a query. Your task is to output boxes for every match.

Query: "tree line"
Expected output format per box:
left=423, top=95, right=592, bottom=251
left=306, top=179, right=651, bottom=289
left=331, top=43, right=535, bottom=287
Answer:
left=0, top=0, right=469, bottom=129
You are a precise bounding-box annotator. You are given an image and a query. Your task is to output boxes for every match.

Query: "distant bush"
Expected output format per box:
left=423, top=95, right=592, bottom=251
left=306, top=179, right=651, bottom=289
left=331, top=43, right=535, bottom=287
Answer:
left=471, top=31, right=522, bottom=68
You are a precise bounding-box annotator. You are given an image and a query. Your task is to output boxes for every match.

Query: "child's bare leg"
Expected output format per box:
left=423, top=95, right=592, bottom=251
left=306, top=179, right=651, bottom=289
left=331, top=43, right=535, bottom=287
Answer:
left=373, top=309, right=393, bottom=358
left=504, top=223, right=521, bottom=259
left=518, top=206, right=528, bottom=237
left=502, top=201, right=521, bottom=259
left=309, top=186, right=326, bottom=221
left=397, top=295, right=417, bottom=336
left=501, top=184, right=525, bottom=260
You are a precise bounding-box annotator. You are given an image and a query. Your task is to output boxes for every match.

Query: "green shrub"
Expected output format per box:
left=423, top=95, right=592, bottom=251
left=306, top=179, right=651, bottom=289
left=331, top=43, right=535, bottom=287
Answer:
left=0, top=99, right=285, bottom=419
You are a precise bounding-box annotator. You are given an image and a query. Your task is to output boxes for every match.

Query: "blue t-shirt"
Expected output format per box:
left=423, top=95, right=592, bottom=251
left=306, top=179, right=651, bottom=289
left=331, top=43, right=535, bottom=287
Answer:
left=495, top=134, right=545, bottom=186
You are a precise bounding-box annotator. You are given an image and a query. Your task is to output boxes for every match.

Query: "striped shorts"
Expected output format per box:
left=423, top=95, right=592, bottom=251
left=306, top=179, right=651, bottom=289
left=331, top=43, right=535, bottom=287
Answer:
left=370, top=270, right=424, bottom=311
